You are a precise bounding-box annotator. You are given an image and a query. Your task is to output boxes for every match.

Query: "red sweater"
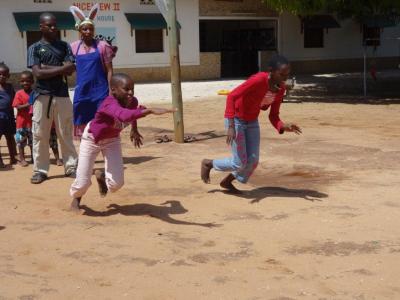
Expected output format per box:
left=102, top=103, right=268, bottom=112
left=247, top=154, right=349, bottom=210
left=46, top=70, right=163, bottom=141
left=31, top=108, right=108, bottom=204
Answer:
left=224, top=72, right=285, bottom=133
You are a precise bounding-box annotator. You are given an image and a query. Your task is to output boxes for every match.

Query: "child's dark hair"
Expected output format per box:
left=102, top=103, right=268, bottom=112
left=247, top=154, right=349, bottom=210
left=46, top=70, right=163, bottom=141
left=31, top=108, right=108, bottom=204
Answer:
left=0, top=62, right=10, bottom=72
left=21, top=70, right=34, bottom=80
left=268, top=55, right=289, bottom=71
left=110, top=73, right=132, bottom=88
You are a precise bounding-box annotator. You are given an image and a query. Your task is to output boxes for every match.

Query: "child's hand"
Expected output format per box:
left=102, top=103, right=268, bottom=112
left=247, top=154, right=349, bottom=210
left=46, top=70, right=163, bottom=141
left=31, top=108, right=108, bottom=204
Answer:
left=130, top=129, right=143, bottom=148
left=149, top=107, right=177, bottom=115
left=226, top=126, right=236, bottom=145
left=62, top=62, right=76, bottom=76
left=282, top=123, right=302, bottom=135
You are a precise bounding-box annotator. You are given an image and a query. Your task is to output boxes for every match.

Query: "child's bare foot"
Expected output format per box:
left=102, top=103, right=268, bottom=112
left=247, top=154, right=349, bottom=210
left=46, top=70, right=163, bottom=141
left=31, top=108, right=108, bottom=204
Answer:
left=201, top=159, right=213, bottom=183
left=70, top=197, right=81, bottom=213
left=95, top=170, right=108, bottom=197
left=220, top=174, right=242, bottom=194
left=19, top=160, right=29, bottom=167
left=56, top=159, right=63, bottom=166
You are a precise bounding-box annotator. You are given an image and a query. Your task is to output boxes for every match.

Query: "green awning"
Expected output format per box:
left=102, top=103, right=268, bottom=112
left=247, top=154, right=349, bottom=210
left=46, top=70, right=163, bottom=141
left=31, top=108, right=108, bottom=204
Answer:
left=13, top=12, right=75, bottom=32
left=303, top=15, right=341, bottom=29
left=361, top=16, right=398, bottom=28
left=125, top=13, right=180, bottom=30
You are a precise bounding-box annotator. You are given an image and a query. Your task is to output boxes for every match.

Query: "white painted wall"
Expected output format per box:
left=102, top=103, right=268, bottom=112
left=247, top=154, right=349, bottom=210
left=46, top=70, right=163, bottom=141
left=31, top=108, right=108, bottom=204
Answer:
left=0, top=0, right=200, bottom=72
left=280, top=12, right=400, bottom=61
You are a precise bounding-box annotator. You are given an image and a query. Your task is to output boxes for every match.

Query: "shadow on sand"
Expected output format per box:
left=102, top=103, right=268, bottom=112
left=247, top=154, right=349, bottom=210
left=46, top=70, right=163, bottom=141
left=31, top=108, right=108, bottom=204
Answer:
left=189, top=130, right=226, bottom=143
left=122, top=156, right=160, bottom=165
left=81, top=200, right=220, bottom=228
left=208, top=186, right=328, bottom=204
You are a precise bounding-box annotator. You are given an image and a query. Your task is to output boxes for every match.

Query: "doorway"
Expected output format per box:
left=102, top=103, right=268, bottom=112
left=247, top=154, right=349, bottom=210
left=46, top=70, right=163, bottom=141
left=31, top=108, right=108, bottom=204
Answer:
left=200, top=19, right=277, bottom=78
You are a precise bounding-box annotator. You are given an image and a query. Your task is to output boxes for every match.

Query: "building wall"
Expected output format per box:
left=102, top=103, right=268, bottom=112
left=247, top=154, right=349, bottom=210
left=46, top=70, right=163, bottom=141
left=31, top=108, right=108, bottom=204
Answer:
left=280, top=12, right=400, bottom=73
left=115, top=52, right=220, bottom=82
left=4, top=1, right=397, bottom=82
left=0, top=0, right=200, bottom=76
left=289, top=57, right=399, bottom=74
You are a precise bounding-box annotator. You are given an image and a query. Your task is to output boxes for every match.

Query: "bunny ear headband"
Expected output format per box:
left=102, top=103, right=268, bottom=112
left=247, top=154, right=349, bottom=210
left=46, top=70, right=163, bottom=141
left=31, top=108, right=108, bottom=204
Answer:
left=69, top=3, right=99, bottom=30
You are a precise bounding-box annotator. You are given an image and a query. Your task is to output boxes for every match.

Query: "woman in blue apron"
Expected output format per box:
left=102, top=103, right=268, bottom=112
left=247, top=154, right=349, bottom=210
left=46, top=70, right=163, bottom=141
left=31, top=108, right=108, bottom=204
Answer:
left=70, top=4, right=115, bottom=139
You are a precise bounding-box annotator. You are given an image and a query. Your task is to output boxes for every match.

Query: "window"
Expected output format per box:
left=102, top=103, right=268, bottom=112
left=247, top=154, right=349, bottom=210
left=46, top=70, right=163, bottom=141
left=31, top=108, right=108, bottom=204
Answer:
left=363, top=27, right=380, bottom=46
left=304, top=27, right=324, bottom=48
left=26, top=31, right=61, bottom=49
left=199, top=20, right=277, bottom=52
left=135, top=29, right=163, bottom=53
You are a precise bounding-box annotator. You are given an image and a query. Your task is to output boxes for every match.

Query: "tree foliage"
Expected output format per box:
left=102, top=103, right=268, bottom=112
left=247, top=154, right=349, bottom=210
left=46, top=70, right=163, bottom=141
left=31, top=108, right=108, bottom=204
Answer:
left=262, top=0, right=335, bottom=16
left=262, top=0, right=400, bottom=20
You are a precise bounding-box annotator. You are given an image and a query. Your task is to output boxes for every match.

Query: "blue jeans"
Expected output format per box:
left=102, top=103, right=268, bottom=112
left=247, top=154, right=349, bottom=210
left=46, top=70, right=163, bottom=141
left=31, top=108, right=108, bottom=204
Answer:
left=213, top=118, right=260, bottom=183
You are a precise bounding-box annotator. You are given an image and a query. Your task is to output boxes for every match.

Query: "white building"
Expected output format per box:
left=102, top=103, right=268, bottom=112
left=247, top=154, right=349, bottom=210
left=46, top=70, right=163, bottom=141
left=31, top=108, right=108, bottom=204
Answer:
left=0, top=0, right=399, bottom=83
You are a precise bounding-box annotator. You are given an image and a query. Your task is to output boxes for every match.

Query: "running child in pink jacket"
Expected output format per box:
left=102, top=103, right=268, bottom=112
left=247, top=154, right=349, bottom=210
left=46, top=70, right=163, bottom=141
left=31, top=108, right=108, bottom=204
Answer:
left=70, top=73, right=175, bottom=212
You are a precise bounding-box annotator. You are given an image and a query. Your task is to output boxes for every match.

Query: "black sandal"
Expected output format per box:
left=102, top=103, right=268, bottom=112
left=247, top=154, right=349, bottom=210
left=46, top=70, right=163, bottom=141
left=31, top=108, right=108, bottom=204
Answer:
left=184, top=135, right=197, bottom=143
left=155, top=135, right=172, bottom=143
left=30, top=172, right=48, bottom=184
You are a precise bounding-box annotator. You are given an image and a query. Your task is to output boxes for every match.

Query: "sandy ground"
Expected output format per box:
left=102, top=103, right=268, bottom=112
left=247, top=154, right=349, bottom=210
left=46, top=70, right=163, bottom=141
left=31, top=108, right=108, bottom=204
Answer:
left=1, top=91, right=400, bottom=299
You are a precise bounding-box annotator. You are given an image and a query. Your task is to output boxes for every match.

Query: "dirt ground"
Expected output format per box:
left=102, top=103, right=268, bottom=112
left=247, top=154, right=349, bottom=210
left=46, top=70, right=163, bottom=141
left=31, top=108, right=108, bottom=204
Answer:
left=1, top=96, right=400, bottom=300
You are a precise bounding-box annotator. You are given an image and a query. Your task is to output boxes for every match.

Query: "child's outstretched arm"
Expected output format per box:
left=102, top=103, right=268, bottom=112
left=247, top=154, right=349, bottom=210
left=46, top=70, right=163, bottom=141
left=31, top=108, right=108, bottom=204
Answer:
left=128, top=107, right=175, bottom=148
left=102, top=101, right=176, bottom=123
left=140, top=107, right=177, bottom=116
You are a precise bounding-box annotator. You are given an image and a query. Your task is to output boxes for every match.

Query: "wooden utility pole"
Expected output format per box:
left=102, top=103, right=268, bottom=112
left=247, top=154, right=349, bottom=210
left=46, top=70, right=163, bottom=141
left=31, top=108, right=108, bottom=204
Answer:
left=166, top=0, right=184, bottom=143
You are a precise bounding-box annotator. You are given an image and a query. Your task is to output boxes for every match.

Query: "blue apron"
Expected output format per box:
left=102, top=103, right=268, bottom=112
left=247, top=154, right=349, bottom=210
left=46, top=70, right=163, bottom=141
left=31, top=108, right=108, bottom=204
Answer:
left=73, top=40, right=109, bottom=126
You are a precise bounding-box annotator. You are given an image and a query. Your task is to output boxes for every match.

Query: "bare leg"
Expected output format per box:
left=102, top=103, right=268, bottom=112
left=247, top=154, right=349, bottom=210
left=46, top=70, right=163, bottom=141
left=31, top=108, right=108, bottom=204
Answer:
left=28, top=145, right=33, bottom=164
left=94, top=169, right=108, bottom=197
left=5, top=134, right=17, bottom=165
left=52, top=147, right=63, bottom=166
left=70, top=197, right=81, bottom=213
left=18, top=145, right=28, bottom=167
left=201, top=159, right=213, bottom=183
left=0, top=150, right=5, bottom=169
left=220, top=173, right=242, bottom=194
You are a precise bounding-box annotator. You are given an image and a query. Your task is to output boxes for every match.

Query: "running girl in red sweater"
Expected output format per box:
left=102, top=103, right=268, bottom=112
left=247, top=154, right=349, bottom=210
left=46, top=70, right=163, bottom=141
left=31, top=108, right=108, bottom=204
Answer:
left=201, top=55, right=301, bottom=193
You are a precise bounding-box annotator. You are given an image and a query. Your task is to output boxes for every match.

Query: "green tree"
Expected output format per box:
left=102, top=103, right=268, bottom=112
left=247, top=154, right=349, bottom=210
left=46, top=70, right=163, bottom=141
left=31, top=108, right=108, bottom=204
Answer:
left=262, top=0, right=336, bottom=16
left=262, top=0, right=400, bottom=21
